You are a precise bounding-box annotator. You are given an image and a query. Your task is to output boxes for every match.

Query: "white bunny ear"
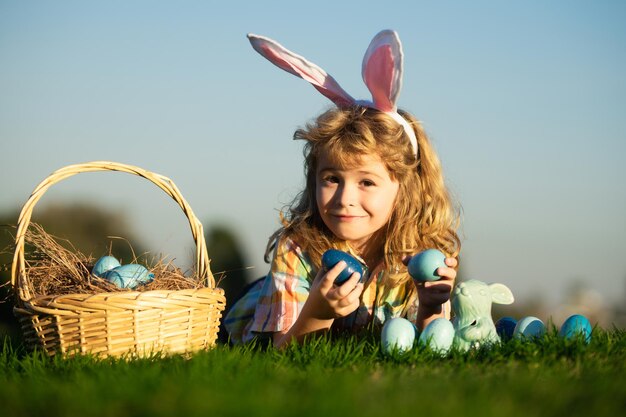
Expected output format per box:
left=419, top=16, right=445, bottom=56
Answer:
left=489, top=283, right=515, bottom=305
left=361, top=30, right=404, bottom=112
left=247, top=33, right=355, bottom=107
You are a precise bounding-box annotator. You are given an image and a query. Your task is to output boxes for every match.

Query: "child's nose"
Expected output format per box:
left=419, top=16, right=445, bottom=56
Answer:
left=336, top=183, right=358, bottom=206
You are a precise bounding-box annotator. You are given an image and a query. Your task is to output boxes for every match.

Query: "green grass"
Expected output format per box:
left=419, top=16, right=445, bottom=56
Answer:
left=1, top=328, right=625, bottom=417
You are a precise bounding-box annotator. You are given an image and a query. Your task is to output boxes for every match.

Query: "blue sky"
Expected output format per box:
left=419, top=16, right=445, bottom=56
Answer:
left=1, top=0, right=625, bottom=308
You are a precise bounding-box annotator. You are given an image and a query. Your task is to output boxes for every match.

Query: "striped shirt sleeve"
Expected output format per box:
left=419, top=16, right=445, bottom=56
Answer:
left=246, top=238, right=315, bottom=337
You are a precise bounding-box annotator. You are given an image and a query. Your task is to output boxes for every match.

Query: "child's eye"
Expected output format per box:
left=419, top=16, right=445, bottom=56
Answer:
left=322, top=175, right=339, bottom=184
left=361, top=179, right=376, bottom=187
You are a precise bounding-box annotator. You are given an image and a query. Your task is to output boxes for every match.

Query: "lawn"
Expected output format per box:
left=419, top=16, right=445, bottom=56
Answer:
left=1, top=328, right=624, bottom=417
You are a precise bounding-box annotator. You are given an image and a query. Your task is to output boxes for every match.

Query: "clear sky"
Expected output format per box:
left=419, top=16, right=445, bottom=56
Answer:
left=1, top=0, right=625, bottom=307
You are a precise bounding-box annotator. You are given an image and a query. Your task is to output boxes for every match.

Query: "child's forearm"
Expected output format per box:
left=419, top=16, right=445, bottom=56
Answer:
left=415, top=302, right=449, bottom=331
left=273, top=307, right=334, bottom=348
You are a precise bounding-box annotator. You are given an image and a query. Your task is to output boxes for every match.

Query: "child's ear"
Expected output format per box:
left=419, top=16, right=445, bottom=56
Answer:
left=361, top=30, right=403, bottom=113
left=489, top=283, right=514, bottom=305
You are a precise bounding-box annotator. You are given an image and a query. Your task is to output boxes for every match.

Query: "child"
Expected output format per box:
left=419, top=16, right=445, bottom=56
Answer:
left=224, top=30, right=460, bottom=347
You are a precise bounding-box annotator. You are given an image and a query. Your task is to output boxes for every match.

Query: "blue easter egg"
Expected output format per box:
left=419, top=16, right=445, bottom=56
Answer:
left=513, top=316, right=545, bottom=340
left=559, top=314, right=592, bottom=343
left=92, top=256, right=121, bottom=277
left=495, top=316, right=517, bottom=340
left=381, top=317, right=416, bottom=355
left=418, top=318, right=455, bottom=355
left=321, top=249, right=364, bottom=285
left=104, top=264, right=155, bottom=289
left=407, top=249, right=446, bottom=282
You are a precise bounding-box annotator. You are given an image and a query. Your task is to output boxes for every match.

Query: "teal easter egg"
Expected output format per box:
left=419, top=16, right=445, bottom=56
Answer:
left=381, top=317, right=416, bottom=355
left=92, top=256, right=121, bottom=277
left=513, top=316, right=545, bottom=340
left=418, top=318, right=455, bottom=355
left=104, top=264, right=155, bottom=289
left=495, top=316, right=517, bottom=341
left=407, top=249, right=446, bottom=282
left=321, top=249, right=364, bottom=285
left=559, top=314, right=592, bottom=343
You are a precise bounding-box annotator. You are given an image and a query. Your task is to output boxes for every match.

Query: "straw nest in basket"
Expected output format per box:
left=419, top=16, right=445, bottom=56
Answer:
left=22, top=223, right=205, bottom=297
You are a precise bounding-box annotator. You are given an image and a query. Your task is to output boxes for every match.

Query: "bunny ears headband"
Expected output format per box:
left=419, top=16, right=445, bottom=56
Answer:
left=247, top=30, right=418, bottom=156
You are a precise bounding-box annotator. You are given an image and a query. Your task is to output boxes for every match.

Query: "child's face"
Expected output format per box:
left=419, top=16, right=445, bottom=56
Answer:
left=316, top=152, right=400, bottom=252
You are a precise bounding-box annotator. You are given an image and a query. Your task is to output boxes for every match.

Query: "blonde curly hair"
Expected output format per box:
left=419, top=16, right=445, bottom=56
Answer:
left=266, top=106, right=461, bottom=286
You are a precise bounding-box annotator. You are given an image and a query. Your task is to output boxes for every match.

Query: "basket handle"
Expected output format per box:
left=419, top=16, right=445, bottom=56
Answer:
left=11, top=161, right=215, bottom=299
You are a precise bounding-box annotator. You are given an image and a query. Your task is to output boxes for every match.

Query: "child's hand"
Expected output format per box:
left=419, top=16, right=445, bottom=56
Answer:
left=303, top=261, right=364, bottom=321
left=273, top=261, right=364, bottom=348
left=404, top=256, right=457, bottom=311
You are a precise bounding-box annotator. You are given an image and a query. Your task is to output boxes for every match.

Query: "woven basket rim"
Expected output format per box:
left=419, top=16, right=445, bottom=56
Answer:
left=10, top=161, right=217, bottom=302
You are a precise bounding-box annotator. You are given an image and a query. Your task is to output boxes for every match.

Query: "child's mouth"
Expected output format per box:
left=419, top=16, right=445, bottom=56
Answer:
left=333, top=214, right=365, bottom=222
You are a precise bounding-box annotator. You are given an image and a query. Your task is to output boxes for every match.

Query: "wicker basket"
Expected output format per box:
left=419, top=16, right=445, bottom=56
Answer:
left=10, top=161, right=226, bottom=357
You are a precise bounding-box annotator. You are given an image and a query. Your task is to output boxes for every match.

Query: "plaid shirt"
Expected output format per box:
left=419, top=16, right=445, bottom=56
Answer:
left=224, top=237, right=426, bottom=344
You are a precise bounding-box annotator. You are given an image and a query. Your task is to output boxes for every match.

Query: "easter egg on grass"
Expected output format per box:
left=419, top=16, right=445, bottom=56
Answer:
left=321, top=249, right=364, bottom=285
left=92, top=255, right=121, bottom=277
left=418, top=318, right=455, bottom=355
left=381, top=317, right=417, bottom=355
left=495, top=316, right=517, bottom=341
left=559, top=314, right=592, bottom=343
left=104, top=264, right=155, bottom=289
left=513, top=316, right=546, bottom=340
left=407, top=249, right=446, bottom=282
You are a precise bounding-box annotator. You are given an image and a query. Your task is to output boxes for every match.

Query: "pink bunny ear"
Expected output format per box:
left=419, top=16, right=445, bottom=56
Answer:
left=361, top=30, right=404, bottom=112
left=247, top=33, right=355, bottom=107
left=247, top=30, right=419, bottom=156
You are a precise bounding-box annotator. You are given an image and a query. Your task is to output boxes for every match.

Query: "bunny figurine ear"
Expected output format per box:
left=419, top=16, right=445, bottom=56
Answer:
left=361, top=30, right=404, bottom=113
left=247, top=33, right=355, bottom=107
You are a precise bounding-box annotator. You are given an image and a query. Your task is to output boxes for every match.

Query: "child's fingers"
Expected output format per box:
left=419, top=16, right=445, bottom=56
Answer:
left=419, top=280, right=453, bottom=307
left=350, top=282, right=364, bottom=300
left=342, top=282, right=363, bottom=307
left=418, top=278, right=453, bottom=301
left=436, top=266, right=457, bottom=280
left=333, top=282, right=363, bottom=315
left=424, top=280, right=452, bottom=293
left=444, top=257, right=458, bottom=268
left=334, top=272, right=361, bottom=298
left=319, top=261, right=347, bottom=292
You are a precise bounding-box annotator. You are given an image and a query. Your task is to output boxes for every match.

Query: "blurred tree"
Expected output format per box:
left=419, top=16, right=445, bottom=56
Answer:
left=0, top=203, right=144, bottom=343
left=206, top=225, right=250, bottom=306
left=205, top=225, right=250, bottom=343
left=27, top=202, right=141, bottom=262
left=0, top=210, right=20, bottom=342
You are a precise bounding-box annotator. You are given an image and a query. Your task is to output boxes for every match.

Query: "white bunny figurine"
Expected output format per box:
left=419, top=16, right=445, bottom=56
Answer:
left=451, top=280, right=514, bottom=351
